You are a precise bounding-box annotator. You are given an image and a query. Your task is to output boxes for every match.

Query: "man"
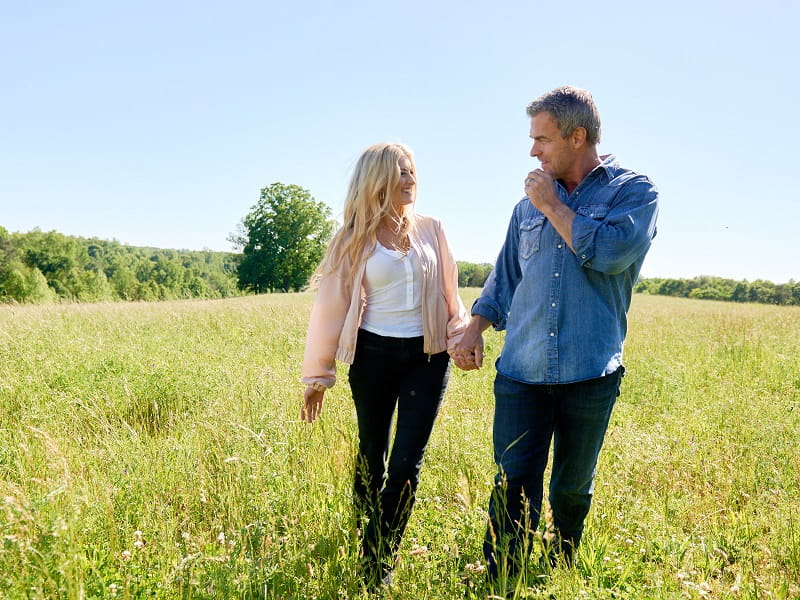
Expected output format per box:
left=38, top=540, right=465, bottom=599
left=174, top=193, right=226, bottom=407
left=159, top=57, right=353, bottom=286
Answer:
left=452, top=86, right=658, bottom=578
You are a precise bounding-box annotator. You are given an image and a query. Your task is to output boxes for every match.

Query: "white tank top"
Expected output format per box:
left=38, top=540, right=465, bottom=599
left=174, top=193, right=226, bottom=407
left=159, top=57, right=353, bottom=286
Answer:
left=360, top=242, right=424, bottom=337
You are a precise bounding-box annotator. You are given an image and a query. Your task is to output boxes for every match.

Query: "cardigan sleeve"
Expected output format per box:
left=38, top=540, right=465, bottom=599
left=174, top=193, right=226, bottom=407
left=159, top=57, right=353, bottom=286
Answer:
left=300, top=267, right=352, bottom=389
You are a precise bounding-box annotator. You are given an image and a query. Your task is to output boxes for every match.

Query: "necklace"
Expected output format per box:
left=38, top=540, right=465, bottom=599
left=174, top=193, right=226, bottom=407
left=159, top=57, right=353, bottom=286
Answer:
left=377, top=226, right=410, bottom=255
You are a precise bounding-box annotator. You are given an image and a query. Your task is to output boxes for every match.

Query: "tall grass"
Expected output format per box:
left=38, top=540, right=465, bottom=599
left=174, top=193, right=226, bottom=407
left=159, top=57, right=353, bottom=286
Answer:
left=0, top=293, right=797, bottom=599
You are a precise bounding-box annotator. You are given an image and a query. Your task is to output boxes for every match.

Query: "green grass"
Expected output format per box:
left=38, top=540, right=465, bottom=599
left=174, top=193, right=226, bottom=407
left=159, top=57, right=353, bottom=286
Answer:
left=0, top=292, right=798, bottom=599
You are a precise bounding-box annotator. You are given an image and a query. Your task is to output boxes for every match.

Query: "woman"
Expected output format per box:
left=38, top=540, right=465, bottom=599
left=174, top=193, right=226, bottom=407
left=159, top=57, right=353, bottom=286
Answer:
left=300, top=142, right=468, bottom=588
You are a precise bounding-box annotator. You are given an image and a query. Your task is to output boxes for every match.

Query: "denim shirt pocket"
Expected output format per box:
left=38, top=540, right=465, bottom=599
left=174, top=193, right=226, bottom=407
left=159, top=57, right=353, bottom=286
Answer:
left=575, top=203, right=609, bottom=220
left=519, top=215, right=546, bottom=260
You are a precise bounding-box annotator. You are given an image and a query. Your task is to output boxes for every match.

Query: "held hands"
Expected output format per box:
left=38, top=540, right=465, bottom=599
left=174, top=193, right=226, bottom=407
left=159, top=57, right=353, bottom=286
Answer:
left=300, top=386, right=325, bottom=423
left=450, top=315, right=489, bottom=371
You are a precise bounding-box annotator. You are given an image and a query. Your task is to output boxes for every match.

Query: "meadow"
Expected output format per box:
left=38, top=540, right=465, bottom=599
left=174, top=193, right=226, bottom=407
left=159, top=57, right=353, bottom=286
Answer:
left=0, top=291, right=798, bottom=599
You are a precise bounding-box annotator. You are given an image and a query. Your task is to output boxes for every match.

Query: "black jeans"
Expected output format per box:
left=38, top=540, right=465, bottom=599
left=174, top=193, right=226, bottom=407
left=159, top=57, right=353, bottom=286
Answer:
left=348, top=329, right=450, bottom=582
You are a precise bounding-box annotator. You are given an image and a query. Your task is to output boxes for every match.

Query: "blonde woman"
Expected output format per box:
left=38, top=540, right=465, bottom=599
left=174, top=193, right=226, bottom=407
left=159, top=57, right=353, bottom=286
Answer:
left=300, top=142, right=469, bottom=588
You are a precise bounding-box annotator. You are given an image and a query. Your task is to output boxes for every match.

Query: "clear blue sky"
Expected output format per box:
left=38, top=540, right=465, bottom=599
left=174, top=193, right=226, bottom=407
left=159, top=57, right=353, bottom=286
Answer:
left=2, top=0, right=798, bottom=283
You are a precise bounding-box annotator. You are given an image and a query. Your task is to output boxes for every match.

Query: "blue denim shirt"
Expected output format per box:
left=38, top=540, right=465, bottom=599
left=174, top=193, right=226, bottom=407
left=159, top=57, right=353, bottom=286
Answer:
left=472, top=155, right=658, bottom=384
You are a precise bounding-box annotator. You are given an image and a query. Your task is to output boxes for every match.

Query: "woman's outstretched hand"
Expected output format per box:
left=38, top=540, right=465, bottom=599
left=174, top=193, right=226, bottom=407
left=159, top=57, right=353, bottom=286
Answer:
left=301, top=387, right=325, bottom=423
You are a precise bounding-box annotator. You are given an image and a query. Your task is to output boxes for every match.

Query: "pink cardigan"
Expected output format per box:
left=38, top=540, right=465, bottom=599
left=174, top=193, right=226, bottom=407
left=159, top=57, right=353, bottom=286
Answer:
left=301, top=214, right=469, bottom=390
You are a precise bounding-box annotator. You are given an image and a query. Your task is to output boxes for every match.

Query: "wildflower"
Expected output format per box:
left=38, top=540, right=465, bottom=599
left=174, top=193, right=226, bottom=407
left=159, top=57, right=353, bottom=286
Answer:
left=131, top=530, right=144, bottom=548
left=464, top=562, right=486, bottom=575
left=217, top=531, right=226, bottom=545
left=121, top=550, right=132, bottom=561
left=410, top=543, right=428, bottom=557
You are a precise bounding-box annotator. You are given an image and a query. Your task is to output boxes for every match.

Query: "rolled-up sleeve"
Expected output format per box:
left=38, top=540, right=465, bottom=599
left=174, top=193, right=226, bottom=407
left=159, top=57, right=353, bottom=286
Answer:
left=572, top=178, right=659, bottom=275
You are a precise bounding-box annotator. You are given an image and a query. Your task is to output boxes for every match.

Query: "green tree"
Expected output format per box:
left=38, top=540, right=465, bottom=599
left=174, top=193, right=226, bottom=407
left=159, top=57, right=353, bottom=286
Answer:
left=231, top=183, right=334, bottom=292
left=0, top=227, right=241, bottom=304
left=0, top=262, right=54, bottom=303
left=457, top=261, right=493, bottom=288
left=0, top=228, right=56, bottom=302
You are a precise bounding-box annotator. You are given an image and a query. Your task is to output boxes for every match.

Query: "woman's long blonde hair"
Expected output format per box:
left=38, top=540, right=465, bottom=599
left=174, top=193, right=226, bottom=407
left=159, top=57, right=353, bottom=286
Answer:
left=312, top=142, right=417, bottom=284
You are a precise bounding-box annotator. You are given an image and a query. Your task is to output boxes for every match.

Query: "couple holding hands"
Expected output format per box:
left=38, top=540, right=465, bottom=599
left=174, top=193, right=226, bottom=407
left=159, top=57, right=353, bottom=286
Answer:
left=299, top=85, right=659, bottom=590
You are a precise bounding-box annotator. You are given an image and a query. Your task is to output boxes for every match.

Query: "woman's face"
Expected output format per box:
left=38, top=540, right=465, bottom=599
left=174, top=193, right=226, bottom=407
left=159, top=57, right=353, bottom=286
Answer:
left=388, top=156, right=416, bottom=209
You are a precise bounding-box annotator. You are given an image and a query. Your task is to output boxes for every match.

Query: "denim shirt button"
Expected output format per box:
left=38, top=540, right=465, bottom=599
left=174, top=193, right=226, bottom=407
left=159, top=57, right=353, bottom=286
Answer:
left=581, top=254, right=587, bottom=259
left=554, top=273, right=560, bottom=277
left=549, top=332, right=555, bottom=337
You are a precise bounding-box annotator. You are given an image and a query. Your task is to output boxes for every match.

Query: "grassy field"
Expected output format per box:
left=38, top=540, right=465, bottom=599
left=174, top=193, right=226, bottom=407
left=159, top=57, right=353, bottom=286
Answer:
left=0, top=291, right=798, bottom=599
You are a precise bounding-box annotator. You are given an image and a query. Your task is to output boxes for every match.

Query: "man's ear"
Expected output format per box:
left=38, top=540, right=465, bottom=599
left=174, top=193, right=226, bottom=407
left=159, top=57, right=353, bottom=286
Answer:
left=571, top=127, right=588, bottom=148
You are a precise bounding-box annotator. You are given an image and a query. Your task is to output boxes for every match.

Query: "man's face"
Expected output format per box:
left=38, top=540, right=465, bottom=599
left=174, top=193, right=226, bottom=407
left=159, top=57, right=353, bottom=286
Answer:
left=529, top=111, right=576, bottom=180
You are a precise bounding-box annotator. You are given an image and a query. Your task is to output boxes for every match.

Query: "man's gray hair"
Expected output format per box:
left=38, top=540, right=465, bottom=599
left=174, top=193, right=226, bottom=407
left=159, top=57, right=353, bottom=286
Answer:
left=526, top=86, right=601, bottom=145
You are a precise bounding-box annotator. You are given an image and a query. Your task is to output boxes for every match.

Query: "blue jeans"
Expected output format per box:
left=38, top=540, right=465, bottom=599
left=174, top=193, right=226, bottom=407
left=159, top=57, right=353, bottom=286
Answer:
left=348, top=329, right=450, bottom=583
left=484, top=367, right=624, bottom=575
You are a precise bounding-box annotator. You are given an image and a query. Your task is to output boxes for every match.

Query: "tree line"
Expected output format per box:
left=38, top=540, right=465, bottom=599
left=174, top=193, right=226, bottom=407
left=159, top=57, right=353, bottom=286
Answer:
left=0, top=226, right=240, bottom=303
left=4, top=181, right=795, bottom=306
left=456, top=269, right=800, bottom=307
left=635, top=275, right=800, bottom=306
left=4, top=222, right=796, bottom=309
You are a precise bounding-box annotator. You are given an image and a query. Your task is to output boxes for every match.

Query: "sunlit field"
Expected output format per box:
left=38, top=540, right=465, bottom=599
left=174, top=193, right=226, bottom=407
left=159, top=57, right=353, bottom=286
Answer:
left=0, top=292, right=798, bottom=599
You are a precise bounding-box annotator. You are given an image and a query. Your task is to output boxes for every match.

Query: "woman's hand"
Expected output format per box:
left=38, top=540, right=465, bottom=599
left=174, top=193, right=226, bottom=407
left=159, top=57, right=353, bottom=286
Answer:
left=301, top=386, right=325, bottom=423
left=450, top=315, right=490, bottom=371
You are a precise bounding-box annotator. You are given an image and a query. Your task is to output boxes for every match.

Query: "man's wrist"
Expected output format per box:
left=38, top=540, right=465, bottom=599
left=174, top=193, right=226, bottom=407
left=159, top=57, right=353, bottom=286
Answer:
left=469, top=314, right=492, bottom=333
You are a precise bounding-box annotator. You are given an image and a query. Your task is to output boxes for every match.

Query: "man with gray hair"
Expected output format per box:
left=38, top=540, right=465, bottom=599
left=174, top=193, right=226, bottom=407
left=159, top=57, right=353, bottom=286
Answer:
left=451, top=86, right=659, bottom=580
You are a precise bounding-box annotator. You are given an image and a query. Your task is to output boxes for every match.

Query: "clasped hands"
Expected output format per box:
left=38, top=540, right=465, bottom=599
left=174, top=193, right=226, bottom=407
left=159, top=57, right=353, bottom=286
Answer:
left=450, top=316, right=490, bottom=371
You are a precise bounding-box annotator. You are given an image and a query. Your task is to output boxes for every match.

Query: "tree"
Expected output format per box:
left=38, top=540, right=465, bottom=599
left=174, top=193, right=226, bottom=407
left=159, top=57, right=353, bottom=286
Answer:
left=457, top=261, right=494, bottom=288
left=230, top=183, right=334, bottom=292
left=1, top=228, right=241, bottom=304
